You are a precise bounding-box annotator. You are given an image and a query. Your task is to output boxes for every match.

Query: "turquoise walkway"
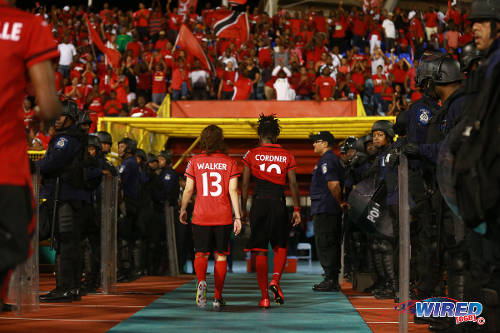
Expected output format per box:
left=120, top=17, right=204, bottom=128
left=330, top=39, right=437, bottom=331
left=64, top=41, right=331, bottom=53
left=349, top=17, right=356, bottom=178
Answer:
left=109, top=273, right=371, bottom=333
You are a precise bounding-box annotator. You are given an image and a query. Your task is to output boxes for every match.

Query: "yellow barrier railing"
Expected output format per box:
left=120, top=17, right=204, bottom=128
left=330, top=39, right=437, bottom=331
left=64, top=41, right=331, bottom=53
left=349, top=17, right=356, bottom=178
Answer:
left=28, top=150, right=46, bottom=161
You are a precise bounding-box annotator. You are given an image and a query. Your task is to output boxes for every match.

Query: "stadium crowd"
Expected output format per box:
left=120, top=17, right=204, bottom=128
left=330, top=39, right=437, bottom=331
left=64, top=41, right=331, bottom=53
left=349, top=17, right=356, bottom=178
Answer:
left=24, top=0, right=475, bottom=145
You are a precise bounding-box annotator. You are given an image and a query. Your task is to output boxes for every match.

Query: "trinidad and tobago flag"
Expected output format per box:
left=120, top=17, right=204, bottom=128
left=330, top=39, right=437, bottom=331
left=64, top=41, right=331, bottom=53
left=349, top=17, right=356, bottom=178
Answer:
left=174, top=24, right=214, bottom=73
left=212, top=10, right=250, bottom=42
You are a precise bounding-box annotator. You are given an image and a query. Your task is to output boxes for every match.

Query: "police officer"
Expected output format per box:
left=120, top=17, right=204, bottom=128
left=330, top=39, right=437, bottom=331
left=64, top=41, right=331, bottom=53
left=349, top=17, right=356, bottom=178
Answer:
left=157, top=151, right=183, bottom=273
left=96, top=131, right=117, bottom=177
left=403, top=55, right=472, bottom=331
left=404, top=55, right=442, bottom=306
left=81, top=134, right=104, bottom=293
left=309, top=131, right=345, bottom=292
left=117, top=138, right=140, bottom=281
left=38, top=100, right=101, bottom=302
left=368, top=121, right=400, bottom=300
left=77, top=111, right=92, bottom=134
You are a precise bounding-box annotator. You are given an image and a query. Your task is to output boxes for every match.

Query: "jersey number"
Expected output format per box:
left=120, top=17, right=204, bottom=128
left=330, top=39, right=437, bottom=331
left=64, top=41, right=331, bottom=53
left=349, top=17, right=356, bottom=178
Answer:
left=259, top=163, right=282, bottom=174
left=201, top=172, right=222, bottom=197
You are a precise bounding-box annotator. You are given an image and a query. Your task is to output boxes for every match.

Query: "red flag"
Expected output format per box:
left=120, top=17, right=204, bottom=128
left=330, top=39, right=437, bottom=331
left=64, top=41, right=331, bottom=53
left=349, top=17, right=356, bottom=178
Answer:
left=178, top=0, right=198, bottom=15
left=174, top=24, right=213, bottom=72
left=84, top=15, right=121, bottom=68
left=212, top=11, right=249, bottom=42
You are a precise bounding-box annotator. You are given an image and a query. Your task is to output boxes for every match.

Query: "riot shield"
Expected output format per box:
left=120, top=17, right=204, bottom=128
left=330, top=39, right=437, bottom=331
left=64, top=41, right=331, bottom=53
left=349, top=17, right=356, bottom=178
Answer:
left=398, top=154, right=410, bottom=333
left=347, top=178, right=386, bottom=234
left=165, top=205, right=179, bottom=277
left=436, top=136, right=462, bottom=220
left=8, top=168, right=40, bottom=314
left=100, top=175, right=118, bottom=294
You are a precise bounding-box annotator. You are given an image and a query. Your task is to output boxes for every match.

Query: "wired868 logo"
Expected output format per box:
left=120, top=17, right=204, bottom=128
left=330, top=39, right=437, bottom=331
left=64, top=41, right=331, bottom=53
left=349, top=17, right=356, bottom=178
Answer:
left=395, top=297, right=486, bottom=326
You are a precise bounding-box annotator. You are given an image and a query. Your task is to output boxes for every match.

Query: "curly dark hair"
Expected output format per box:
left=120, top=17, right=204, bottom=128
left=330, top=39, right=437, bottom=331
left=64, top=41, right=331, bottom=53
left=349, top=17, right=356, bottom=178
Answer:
left=257, top=113, right=280, bottom=142
left=199, top=125, right=226, bottom=155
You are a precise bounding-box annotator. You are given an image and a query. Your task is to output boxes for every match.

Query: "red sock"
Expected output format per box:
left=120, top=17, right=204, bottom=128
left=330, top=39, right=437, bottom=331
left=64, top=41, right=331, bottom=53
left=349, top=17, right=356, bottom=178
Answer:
left=214, top=260, right=227, bottom=299
left=272, top=247, right=288, bottom=284
left=255, top=254, right=269, bottom=299
left=194, top=253, right=208, bottom=283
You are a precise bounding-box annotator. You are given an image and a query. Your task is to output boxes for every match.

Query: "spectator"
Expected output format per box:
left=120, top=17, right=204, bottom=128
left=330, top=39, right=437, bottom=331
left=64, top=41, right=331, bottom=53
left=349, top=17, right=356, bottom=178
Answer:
left=272, top=65, right=295, bottom=101
left=424, top=7, right=439, bottom=42
left=150, top=62, right=168, bottom=105
left=293, top=66, right=314, bottom=100
left=218, top=60, right=237, bottom=100
left=170, top=60, right=190, bottom=100
left=58, top=34, right=76, bottom=79
left=382, top=13, right=396, bottom=51
left=134, top=2, right=151, bottom=42
left=371, top=48, right=386, bottom=75
left=445, top=23, right=460, bottom=53
left=189, top=59, right=211, bottom=100
left=232, top=70, right=253, bottom=100
left=104, top=90, right=122, bottom=116
left=219, top=49, right=238, bottom=70
left=315, top=66, right=336, bottom=101
left=130, top=95, right=157, bottom=117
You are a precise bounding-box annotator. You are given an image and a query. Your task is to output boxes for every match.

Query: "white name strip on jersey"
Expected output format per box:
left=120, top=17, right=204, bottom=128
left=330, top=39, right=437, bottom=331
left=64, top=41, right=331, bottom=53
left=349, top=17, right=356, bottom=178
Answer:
left=196, top=162, right=228, bottom=170
left=0, top=22, right=23, bottom=41
left=254, top=154, right=287, bottom=163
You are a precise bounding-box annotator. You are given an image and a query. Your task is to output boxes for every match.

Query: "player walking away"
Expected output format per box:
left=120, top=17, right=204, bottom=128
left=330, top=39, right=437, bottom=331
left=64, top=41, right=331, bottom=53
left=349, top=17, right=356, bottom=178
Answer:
left=179, top=125, right=242, bottom=311
left=241, top=114, right=301, bottom=309
left=0, top=0, right=61, bottom=311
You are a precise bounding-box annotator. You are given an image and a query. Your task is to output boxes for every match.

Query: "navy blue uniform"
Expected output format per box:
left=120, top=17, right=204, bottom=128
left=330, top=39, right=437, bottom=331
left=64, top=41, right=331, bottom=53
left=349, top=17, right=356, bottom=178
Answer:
left=310, top=149, right=345, bottom=281
left=119, top=156, right=140, bottom=200
left=407, top=95, right=439, bottom=145
left=160, top=167, right=179, bottom=205
left=310, top=150, right=345, bottom=215
left=419, top=95, right=466, bottom=163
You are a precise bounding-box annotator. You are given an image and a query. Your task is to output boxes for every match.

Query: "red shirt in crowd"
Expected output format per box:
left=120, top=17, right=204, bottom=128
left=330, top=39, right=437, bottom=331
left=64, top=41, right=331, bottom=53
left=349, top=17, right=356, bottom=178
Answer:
left=232, top=77, right=252, bottom=100
left=372, top=74, right=385, bottom=94
left=0, top=5, right=59, bottom=186
left=88, top=96, right=104, bottom=117
left=424, top=12, right=438, bottom=28
left=126, top=41, right=143, bottom=58
left=134, top=8, right=150, bottom=27
left=184, top=153, right=240, bottom=226
left=221, top=70, right=237, bottom=92
left=104, top=98, right=121, bottom=116
left=152, top=70, right=167, bottom=94
left=315, top=75, right=336, bottom=100
left=170, top=67, right=189, bottom=90
left=130, top=106, right=156, bottom=117
left=391, top=66, right=407, bottom=84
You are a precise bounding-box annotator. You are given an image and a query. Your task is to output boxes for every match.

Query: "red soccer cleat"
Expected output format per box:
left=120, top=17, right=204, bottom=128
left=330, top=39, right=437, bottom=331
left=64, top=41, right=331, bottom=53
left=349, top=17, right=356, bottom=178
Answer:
left=269, top=281, right=284, bottom=305
left=258, top=298, right=271, bottom=309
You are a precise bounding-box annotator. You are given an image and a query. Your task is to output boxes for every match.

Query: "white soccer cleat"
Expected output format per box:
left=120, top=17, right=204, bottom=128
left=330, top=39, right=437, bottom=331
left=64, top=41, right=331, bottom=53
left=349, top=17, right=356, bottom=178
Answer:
left=196, top=280, right=207, bottom=308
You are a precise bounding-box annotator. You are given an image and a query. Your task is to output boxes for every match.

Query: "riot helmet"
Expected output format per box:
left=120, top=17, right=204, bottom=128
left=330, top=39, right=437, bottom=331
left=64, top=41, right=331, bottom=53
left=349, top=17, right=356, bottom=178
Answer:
left=468, top=0, right=500, bottom=22
left=158, top=150, right=172, bottom=166
left=61, top=100, right=79, bottom=120
left=344, top=136, right=358, bottom=151
left=136, top=149, right=147, bottom=163
left=371, top=120, right=395, bottom=139
left=88, top=134, right=102, bottom=151
left=460, top=43, right=483, bottom=73
left=432, top=55, right=463, bottom=84
left=147, top=153, right=158, bottom=164
left=96, top=131, right=113, bottom=145
left=415, top=52, right=444, bottom=87
left=118, top=137, right=137, bottom=155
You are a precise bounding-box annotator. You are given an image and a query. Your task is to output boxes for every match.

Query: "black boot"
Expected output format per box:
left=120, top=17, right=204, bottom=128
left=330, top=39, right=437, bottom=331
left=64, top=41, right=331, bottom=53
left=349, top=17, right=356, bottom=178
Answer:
left=40, top=288, right=81, bottom=303
left=313, top=277, right=340, bottom=292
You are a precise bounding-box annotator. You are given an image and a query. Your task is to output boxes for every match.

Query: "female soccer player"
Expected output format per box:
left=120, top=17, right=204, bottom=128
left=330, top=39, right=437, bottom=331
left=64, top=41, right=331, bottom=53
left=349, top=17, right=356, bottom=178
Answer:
left=241, top=114, right=301, bottom=308
left=180, top=125, right=242, bottom=311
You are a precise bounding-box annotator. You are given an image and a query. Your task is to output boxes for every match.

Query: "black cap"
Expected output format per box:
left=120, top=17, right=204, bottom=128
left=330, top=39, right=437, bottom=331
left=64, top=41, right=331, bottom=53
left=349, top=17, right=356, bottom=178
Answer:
left=309, top=131, right=335, bottom=146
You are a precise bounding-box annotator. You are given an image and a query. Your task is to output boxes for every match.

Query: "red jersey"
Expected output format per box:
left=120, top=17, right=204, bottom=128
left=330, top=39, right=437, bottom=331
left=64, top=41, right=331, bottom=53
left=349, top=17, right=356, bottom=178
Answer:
left=242, top=144, right=296, bottom=186
left=315, top=76, right=336, bottom=100
left=0, top=4, right=59, bottom=186
left=232, top=77, right=252, bottom=100
left=152, top=70, right=167, bottom=94
left=185, top=153, right=240, bottom=226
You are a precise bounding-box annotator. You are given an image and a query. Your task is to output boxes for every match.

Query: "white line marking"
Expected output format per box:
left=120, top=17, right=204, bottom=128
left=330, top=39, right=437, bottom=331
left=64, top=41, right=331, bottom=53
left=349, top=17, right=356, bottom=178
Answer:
left=0, top=317, right=121, bottom=323
left=356, top=308, right=395, bottom=310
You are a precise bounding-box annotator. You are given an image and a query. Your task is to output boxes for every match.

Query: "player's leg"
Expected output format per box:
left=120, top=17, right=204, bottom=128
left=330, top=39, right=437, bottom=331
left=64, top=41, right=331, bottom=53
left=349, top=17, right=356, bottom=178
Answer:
left=192, top=225, right=211, bottom=308
left=246, top=199, right=271, bottom=308
left=212, top=225, right=232, bottom=311
left=269, top=200, right=289, bottom=305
